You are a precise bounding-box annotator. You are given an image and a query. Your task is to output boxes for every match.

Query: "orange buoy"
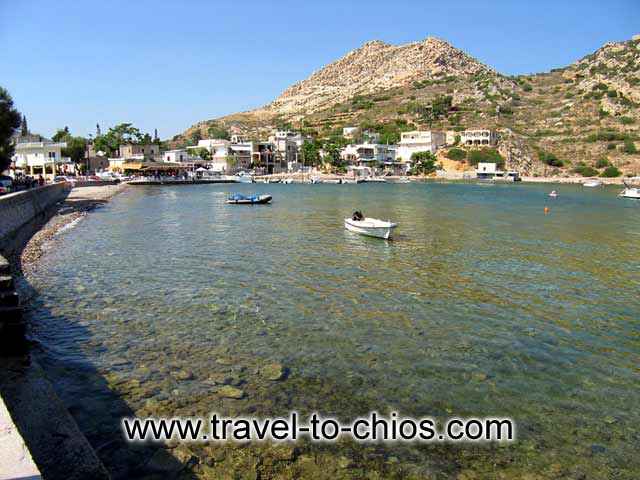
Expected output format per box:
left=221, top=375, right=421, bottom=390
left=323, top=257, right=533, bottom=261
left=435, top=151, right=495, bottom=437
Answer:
left=544, top=207, right=550, bottom=214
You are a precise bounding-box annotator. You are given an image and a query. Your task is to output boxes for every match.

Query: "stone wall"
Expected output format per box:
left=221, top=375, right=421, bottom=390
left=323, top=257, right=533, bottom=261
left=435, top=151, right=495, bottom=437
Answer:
left=0, top=183, right=69, bottom=253
left=0, top=183, right=69, bottom=354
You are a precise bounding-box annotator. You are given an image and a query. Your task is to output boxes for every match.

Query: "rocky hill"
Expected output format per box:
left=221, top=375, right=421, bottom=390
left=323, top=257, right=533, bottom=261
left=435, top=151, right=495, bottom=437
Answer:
left=178, top=35, right=640, bottom=177
left=258, top=37, right=501, bottom=116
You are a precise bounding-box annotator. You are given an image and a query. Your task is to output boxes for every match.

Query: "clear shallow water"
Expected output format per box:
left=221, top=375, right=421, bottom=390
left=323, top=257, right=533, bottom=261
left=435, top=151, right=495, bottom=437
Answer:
left=27, top=182, right=640, bottom=478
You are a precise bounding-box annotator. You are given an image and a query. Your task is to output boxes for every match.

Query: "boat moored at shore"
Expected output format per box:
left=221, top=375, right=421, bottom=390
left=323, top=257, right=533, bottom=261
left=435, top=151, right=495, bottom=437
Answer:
left=226, top=193, right=272, bottom=204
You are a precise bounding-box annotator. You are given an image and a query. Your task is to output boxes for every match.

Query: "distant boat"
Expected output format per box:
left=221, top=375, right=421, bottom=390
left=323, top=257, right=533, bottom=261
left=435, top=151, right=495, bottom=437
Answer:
left=361, top=177, right=387, bottom=183
left=344, top=214, right=397, bottom=240
left=583, top=179, right=602, bottom=187
left=226, top=193, right=272, bottom=205
left=549, top=190, right=558, bottom=197
left=619, top=185, right=640, bottom=199
left=282, top=178, right=294, bottom=184
left=235, top=172, right=253, bottom=183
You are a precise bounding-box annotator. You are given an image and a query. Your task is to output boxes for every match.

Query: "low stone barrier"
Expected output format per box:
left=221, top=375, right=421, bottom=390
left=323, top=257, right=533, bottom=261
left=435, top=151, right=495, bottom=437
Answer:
left=0, top=183, right=69, bottom=354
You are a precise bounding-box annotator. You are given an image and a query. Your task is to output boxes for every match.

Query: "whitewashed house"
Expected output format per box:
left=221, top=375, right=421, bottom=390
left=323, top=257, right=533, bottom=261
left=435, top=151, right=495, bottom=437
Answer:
left=12, top=140, right=73, bottom=180
left=396, top=131, right=446, bottom=170
left=164, top=149, right=199, bottom=163
left=461, top=129, right=497, bottom=146
left=268, top=130, right=310, bottom=171
left=342, top=126, right=359, bottom=139
left=189, top=139, right=231, bottom=172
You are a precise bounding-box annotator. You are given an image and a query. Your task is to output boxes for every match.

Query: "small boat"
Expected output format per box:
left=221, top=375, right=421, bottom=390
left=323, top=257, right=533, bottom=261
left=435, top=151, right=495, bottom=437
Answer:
left=226, top=193, right=272, bottom=205
left=282, top=178, right=294, bottom=184
left=344, top=212, right=397, bottom=240
left=394, top=177, right=411, bottom=184
left=361, top=177, right=387, bottom=183
left=619, top=186, right=640, bottom=199
left=583, top=179, right=602, bottom=187
left=549, top=190, right=558, bottom=198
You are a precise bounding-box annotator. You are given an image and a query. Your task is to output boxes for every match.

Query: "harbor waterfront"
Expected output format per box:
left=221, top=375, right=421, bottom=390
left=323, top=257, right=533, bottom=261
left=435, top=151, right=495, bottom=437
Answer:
left=21, top=182, right=640, bottom=479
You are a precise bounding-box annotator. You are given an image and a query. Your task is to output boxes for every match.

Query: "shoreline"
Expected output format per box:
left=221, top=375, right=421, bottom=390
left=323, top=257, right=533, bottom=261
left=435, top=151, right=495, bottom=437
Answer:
left=20, top=183, right=128, bottom=277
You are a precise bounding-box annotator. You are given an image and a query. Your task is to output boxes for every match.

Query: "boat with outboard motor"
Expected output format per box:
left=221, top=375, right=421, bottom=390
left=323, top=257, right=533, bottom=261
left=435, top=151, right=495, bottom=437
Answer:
left=344, top=211, right=397, bottom=239
left=226, top=193, right=272, bottom=205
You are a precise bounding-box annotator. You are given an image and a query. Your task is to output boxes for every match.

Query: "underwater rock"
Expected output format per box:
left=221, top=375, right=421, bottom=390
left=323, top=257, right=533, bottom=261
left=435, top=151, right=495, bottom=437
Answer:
left=171, top=370, right=194, bottom=381
left=218, top=385, right=245, bottom=399
left=261, top=362, right=286, bottom=381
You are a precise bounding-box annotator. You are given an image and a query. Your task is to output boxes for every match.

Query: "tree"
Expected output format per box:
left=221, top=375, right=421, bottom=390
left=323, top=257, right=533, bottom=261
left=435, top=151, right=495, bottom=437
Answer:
left=468, top=148, right=506, bottom=168
left=93, top=123, right=144, bottom=156
left=322, top=142, right=346, bottom=172
left=410, top=151, right=438, bottom=175
left=537, top=150, right=563, bottom=168
left=207, top=124, right=230, bottom=140
left=300, top=140, right=321, bottom=166
left=20, top=114, right=28, bottom=136
left=600, top=166, right=621, bottom=177
left=52, top=126, right=70, bottom=142
left=446, top=148, right=466, bottom=161
left=63, top=136, right=88, bottom=164
left=0, top=87, right=22, bottom=171
left=193, top=147, right=210, bottom=160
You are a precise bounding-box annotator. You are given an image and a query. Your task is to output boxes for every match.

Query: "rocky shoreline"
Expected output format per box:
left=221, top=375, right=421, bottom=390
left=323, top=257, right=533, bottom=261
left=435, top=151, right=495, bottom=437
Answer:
left=20, top=183, right=128, bottom=277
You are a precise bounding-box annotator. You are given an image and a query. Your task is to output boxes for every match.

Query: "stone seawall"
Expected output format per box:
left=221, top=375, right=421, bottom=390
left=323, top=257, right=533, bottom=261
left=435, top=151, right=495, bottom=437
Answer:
left=0, top=183, right=69, bottom=353
left=0, top=183, right=69, bottom=254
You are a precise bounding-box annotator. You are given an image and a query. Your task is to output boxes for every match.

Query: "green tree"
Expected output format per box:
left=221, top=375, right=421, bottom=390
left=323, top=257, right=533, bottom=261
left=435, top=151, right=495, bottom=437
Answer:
left=94, top=123, right=144, bottom=156
left=52, top=126, right=70, bottom=142
left=538, top=150, right=563, bottom=168
left=20, top=114, right=28, bottom=136
left=446, top=148, right=466, bottom=161
left=207, top=124, right=230, bottom=140
left=322, top=142, right=346, bottom=172
left=468, top=148, right=506, bottom=168
left=0, top=87, right=22, bottom=171
left=63, top=136, right=88, bottom=164
left=193, top=147, right=211, bottom=160
left=410, top=151, right=438, bottom=175
left=300, top=140, right=321, bottom=166
left=600, top=166, right=621, bottom=177
left=594, top=157, right=609, bottom=169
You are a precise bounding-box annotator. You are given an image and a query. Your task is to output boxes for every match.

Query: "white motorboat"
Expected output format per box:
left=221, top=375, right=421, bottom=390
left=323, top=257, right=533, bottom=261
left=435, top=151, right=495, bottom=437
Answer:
left=619, top=186, right=640, bottom=199
left=282, top=178, right=294, bottom=184
left=549, top=190, right=558, bottom=198
left=361, top=177, right=387, bottom=183
left=344, top=216, right=398, bottom=240
left=583, top=179, right=602, bottom=187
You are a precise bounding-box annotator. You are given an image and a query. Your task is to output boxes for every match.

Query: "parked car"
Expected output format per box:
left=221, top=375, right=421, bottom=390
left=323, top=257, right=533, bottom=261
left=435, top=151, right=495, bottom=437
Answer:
left=53, top=176, right=76, bottom=186
left=0, top=175, right=13, bottom=195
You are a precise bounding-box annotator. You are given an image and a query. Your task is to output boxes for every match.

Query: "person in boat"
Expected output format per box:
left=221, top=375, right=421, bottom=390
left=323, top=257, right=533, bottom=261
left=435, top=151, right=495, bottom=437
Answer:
left=352, top=211, right=364, bottom=221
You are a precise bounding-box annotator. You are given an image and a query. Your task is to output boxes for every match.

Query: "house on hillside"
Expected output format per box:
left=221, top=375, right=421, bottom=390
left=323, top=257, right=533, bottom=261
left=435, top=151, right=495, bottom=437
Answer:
left=396, top=130, right=446, bottom=167
left=461, top=129, right=497, bottom=146
left=267, top=130, right=309, bottom=171
left=188, top=139, right=231, bottom=172
left=164, top=149, right=200, bottom=164
left=342, top=126, right=359, bottom=139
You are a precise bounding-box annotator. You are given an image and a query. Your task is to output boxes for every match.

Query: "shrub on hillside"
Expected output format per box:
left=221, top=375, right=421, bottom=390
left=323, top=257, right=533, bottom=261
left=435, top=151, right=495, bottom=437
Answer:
left=619, top=116, right=635, bottom=125
left=600, top=166, right=621, bottom=177
left=538, top=150, right=564, bottom=167
left=623, top=139, right=637, bottom=154
left=446, top=148, right=467, bottom=161
left=595, top=158, right=610, bottom=168
left=467, top=148, right=505, bottom=169
left=574, top=165, right=599, bottom=177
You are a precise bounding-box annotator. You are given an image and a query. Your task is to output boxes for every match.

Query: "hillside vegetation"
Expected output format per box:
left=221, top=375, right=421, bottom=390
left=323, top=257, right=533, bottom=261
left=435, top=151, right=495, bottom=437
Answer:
left=178, top=35, right=640, bottom=176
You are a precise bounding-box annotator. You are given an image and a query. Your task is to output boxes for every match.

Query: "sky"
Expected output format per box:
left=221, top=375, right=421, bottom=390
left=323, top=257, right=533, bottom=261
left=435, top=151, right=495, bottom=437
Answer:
left=1, top=0, right=638, bottom=139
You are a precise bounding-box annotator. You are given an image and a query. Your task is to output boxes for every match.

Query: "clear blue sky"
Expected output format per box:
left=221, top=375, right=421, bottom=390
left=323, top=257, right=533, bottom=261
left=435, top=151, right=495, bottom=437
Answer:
left=1, top=0, right=637, bottom=139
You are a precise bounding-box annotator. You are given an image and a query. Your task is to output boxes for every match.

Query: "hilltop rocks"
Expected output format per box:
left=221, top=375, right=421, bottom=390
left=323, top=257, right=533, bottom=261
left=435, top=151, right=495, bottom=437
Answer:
left=217, top=385, right=245, bottom=399
left=260, top=37, right=496, bottom=116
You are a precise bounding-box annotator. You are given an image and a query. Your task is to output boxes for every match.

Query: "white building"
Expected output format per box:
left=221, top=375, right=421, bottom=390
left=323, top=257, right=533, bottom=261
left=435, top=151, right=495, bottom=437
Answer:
left=461, top=129, right=497, bottom=146
left=341, top=143, right=396, bottom=165
left=163, top=149, right=199, bottom=163
left=342, top=127, right=359, bottom=139
left=396, top=131, right=446, bottom=165
left=189, top=139, right=231, bottom=172
left=12, top=140, right=73, bottom=180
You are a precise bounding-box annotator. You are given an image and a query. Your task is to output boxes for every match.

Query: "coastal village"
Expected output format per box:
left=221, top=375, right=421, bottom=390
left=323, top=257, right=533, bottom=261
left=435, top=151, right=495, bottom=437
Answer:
left=6, top=122, right=523, bottom=185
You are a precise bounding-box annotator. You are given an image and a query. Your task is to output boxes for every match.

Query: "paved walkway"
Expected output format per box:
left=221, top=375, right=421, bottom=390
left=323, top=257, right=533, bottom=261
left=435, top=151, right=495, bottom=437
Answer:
left=0, top=395, right=41, bottom=480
